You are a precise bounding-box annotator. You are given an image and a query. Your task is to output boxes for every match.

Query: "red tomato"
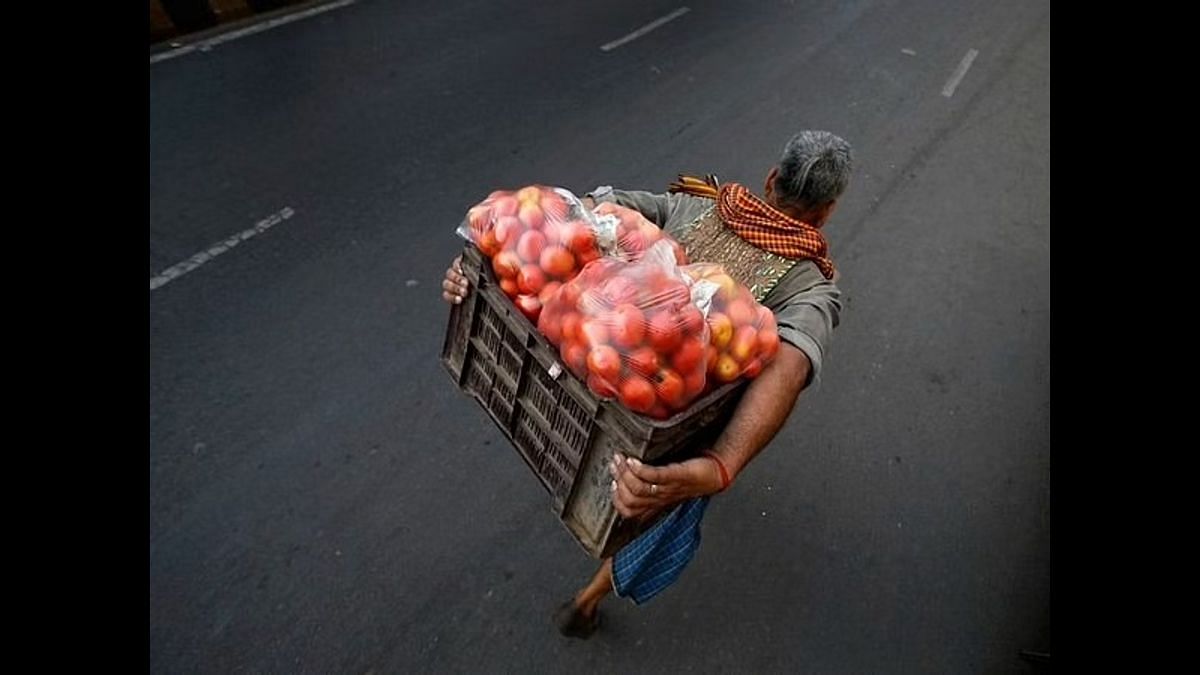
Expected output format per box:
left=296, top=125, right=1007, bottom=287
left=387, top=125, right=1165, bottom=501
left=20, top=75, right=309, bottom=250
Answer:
left=683, top=370, right=706, bottom=399
left=537, top=307, right=562, bottom=344
left=540, top=246, right=576, bottom=280
left=587, top=345, right=622, bottom=382
left=619, top=229, right=645, bottom=255
left=647, top=403, right=672, bottom=420
left=743, top=357, right=764, bottom=379
left=602, top=276, right=638, bottom=306
left=610, top=304, right=646, bottom=349
left=705, top=345, right=720, bottom=373
left=478, top=230, right=501, bottom=258
left=467, top=204, right=492, bottom=238
left=652, top=368, right=687, bottom=410
left=518, top=264, right=546, bottom=295
left=559, top=281, right=582, bottom=307
left=516, top=230, right=547, bottom=264
left=514, top=294, right=541, bottom=323
left=561, top=342, right=588, bottom=377
left=618, top=375, right=656, bottom=414
left=494, top=215, right=522, bottom=249
left=577, top=247, right=602, bottom=267
left=491, top=195, right=518, bottom=218
left=678, top=304, right=705, bottom=336
left=538, top=281, right=562, bottom=305
left=560, top=312, right=582, bottom=344
left=578, top=259, right=612, bottom=286
left=656, top=282, right=691, bottom=310
left=587, top=374, right=618, bottom=398
left=671, top=337, right=705, bottom=375
left=647, top=311, right=682, bottom=353
left=580, top=317, right=610, bottom=347
left=565, top=221, right=597, bottom=257
left=492, top=250, right=521, bottom=280
left=626, top=346, right=661, bottom=378
left=541, top=220, right=562, bottom=246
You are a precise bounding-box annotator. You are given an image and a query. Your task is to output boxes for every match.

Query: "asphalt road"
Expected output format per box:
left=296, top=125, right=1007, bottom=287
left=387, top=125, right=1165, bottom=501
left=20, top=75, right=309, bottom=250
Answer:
left=149, top=0, right=1051, bottom=672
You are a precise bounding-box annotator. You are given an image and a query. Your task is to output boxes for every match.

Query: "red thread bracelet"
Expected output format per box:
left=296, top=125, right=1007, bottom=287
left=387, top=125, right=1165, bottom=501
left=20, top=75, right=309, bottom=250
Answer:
left=703, top=451, right=732, bottom=492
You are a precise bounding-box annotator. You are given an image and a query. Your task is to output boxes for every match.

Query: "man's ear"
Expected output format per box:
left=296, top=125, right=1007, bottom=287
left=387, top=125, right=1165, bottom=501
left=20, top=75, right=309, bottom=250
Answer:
left=764, top=167, right=779, bottom=200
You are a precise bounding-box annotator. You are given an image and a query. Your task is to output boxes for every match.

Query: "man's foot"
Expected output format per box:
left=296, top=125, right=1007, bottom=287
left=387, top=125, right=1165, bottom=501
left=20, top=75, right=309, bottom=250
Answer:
left=554, top=600, right=600, bottom=639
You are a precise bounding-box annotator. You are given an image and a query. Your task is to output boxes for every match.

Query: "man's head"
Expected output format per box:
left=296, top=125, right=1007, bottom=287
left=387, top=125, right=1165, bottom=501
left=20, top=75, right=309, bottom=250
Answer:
left=764, top=131, right=854, bottom=227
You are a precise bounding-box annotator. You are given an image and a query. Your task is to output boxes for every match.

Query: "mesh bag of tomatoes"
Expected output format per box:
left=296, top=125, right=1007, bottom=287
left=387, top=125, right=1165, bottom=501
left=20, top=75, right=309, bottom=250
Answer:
left=683, top=264, right=783, bottom=388
left=457, top=185, right=606, bottom=324
left=591, top=202, right=687, bottom=265
left=538, top=241, right=712, bottom=420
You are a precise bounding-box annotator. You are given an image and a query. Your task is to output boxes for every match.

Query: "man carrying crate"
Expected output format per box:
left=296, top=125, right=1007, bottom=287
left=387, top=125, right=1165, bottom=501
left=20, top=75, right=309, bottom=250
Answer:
left=442, top=130, right=852, bottom=638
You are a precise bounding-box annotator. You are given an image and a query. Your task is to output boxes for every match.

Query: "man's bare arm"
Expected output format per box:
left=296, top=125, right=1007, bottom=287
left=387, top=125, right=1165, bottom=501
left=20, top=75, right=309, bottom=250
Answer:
left=708, top=342, right=810, bottom=478
left=612, top=343, right=811, bottom=517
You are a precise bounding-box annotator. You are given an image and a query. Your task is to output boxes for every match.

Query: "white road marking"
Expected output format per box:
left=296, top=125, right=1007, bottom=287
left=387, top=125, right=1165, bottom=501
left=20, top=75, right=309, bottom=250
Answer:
left=901, top=48, right=916, bottom=56
left=600, top=7, right=691, bottom=52
left=942, top=48, right=979, bottom=98
left=150, top=0, right=357, bottom=64
left=150, top=207, right=295, bottom=291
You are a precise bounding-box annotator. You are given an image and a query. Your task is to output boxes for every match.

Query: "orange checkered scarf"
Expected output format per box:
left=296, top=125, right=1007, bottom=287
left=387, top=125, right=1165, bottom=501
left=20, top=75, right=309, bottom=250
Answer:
left=669, top=175, right=835, bottom=279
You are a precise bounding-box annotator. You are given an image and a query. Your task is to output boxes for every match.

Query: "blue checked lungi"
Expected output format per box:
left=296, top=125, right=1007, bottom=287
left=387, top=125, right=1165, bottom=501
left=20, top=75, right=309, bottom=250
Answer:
left=611, top=496, right=710, bottom=604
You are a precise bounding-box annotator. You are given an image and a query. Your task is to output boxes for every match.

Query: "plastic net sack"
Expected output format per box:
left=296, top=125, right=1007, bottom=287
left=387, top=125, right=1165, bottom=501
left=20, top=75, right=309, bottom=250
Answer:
left=681, top=264, right=782, bottom=387
left=539, top=240, right=710, bottom=419
left=457, top=185, right=610, bottom=323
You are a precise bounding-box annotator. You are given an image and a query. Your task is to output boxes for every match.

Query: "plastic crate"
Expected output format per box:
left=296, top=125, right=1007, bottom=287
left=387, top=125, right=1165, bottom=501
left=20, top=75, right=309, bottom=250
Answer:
left=441, top=243, right=746, bottom=558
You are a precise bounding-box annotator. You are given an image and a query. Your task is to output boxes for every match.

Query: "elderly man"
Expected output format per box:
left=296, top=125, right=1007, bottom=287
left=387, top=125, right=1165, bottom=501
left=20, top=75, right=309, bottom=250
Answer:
left=442, top=131, right=852, bottom=638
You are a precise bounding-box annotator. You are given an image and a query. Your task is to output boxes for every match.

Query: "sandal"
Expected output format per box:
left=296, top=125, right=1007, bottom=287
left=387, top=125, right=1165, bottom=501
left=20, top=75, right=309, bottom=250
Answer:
left=554, top=600, right=601, bottom=639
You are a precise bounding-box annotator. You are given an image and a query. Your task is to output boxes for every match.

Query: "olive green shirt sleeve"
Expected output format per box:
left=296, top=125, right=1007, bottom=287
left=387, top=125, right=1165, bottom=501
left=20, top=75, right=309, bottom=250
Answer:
left=585, top=186, right=709, bottom=232
left=761, top=262, right=842, bottom=389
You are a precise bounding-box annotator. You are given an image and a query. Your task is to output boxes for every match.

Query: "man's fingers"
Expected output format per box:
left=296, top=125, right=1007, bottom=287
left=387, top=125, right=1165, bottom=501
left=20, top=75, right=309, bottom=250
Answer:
left=612, top=479, right=656, bottom=517
left=441, top=280, right=465, bottom=305
left=442, top=267, right=469, bottom=304
left=613, top=454, right=685, bottom=498
left=613, top=472, right=653, bottom=506
left=617, top=459, right=670, bottom=499
left=624, top=457, right=670, bottom=485
left=618, top=464, right=649, bottom=497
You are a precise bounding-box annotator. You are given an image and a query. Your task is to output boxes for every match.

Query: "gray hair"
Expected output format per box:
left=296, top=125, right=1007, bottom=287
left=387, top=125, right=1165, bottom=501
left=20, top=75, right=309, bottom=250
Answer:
left=775, top=131, right=854, bottom=208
